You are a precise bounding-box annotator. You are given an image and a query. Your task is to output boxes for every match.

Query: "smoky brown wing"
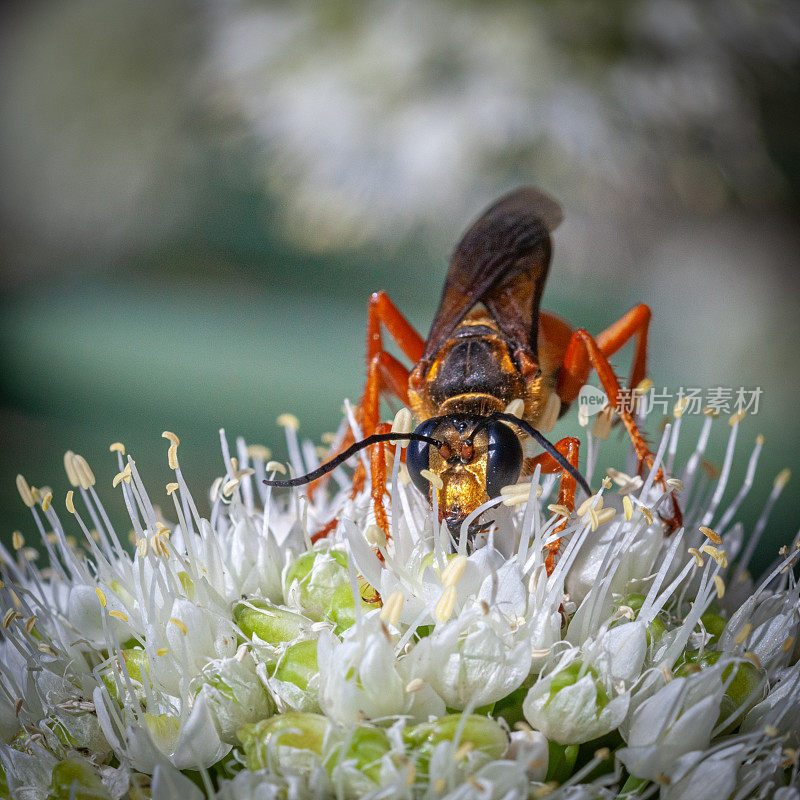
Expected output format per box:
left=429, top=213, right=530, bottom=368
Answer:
left=422, top=187, right=563, bottom=362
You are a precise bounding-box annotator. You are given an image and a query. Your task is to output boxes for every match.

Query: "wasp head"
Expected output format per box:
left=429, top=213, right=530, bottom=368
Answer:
left=405, top=414, right=523, bottom=539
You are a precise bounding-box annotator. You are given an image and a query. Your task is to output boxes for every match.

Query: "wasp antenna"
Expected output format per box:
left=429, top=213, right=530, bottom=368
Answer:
left=263, top=431, right=443, bottom=488
left=488, top=412, right=591, bottom=497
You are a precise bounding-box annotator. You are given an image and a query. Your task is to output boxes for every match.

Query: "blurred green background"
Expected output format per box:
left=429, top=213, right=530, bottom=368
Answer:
left=1, top=0, right=798, bottom=572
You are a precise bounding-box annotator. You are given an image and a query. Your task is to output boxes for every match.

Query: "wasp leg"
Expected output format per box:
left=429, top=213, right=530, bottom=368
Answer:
left=369, top=422, right=393, bottom=546
left=595, top=304, right=651, bottom=393
left=558, top=329, right=682, bottom=532
left=525, top=436, right=580, bottom=574
left=311, top=293, right=420, bottom=540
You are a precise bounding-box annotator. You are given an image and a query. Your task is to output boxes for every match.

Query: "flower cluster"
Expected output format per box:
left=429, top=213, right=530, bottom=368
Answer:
left=1, top=404, right=798, bottom=799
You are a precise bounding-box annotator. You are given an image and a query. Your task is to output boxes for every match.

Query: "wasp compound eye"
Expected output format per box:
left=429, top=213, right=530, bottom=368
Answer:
left=406, top=417, right=442, bottom=496
left=484, top=421, right=523, bottom=498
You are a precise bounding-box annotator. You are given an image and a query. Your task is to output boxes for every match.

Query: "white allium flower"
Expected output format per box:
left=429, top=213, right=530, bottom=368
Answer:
left=1, top=406, right=798, bottom=799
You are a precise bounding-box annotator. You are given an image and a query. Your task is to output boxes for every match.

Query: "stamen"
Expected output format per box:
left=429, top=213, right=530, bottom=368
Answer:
left=434, top=586, right=457, bottom=623
left=380, top=590, right=404, bottom=626
left=65, top=491, right=75, bottom=514
left=391, top=408, right=413, bottom=447
left=713, top=575, right=725, bottom=598
left=700, top=526, right=723, bottom=544
left=170, top=617, right=188, bottom=636
left=420, top=469, right=443, bottom=491
left=405, top=677, right=424, bottom=693
left=440, top=555, right=467, bottom=587
left=15, top=475, right=34, bottom=508
left=623, top=496, right=633, bottom=521
left=109, top=442, right=125, bottom=455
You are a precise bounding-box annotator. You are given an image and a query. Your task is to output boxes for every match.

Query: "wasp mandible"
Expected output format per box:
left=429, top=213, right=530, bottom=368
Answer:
left=266, top=188, right=682, bottom=571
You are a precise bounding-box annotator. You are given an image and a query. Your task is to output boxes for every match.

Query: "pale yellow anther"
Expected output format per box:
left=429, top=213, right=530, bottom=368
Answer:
left=699, top=526, right=722, bottom=544
left=65, top=491, right=75, bottom=514
left=547, top=503, right=571, bottom=518
left=688, top=547, right=704, bottom=567
left=3, top=609, right=17, bottom=629
left=246, top=444, right=272, bottom=461
left=24, top=616, right=36, bottom=634
left=589, top=507, right=600, bottom=531
left=420, top=469, right=443, bottom=491
left=703, top=406, right=719, bottom=417
left=109, top=610, right=128, bottom=622
left=109, top=442, right=126, bottom=455
left=235, top=467, right=255, bottom=480
left=577, top=495, right=603, bottom=517
left=72, top=455, right=96, bottom=489
left=136, top=538, right=148, bottom=558
left=594, top=747, right=611, bottom=761
left=112, top=464, right=132, bottom=488
left=320, top=432, right=336, bottom=445
left=170, top=617, right=188, bottom=635
left=276, top=413, right=300, bottom=431
left=364, top=524, right=387, bottom=549
left=432, top=777, right=444, bottom=792
left=166, top=482, right=179, bottom=495
left=774, top=469, right=791, bottom=490
left=405, top=677, right=424, bottom=693
left=95, top=587, right=107, bottom=608
left=504, top=398, right=525, bottom=419
left=701, top=544, right=728, bottom=568
left=380, top=590, right=405, bottom=626
left=30, top=486, right=42, bottom=504
left=618, top=605, right=635, bottom=620
left=222, top=478, right=240, bottom=497
left=601, top=476, right=612, bottom=490
left=265, top=461, right=287, bottom=475
left=713, top=575, right=726, bottom=599
left=745, top=651, right=762, bottom=669
left=230, top=457, right=239, bottom=473
left=12, top=531, right=24, bottom=551
left=63, top=451, right=80, bottom=487
left=441, top=554, right=468, bottom=587
left=455, top=742, right=474, bottom=761
left=764, top=724, right=779, bottom=738
left=161, top=431, right=180, bottom=446
left=501, top=482, right=541, bottom=506
left=634, top=378, right=653, bottom=395
left=15, top=475, right=34, bottom=508
left=623, top=496, right=634, bottom=521
left=434, top=585, right=457, bottom=623
left=391, top=408, right=414, bottom=447
left=151, top=536, right=169, bottom=558
left=734, top=623, right=752, bottom=646
left=666, top=477, right=684, bottom=491
left=538, top=393, right=561, bottom=433
left=41, top=491, right=52, bottom=512
left=595, top=508, right=616, bottom=527
left=168, top=444, right=179, bottom=470
left=156, top=647, right=169, bottom=657
left=592, top=405, right=614, bottom=440
left=729, top=410, right=746, bottom=426
left=782, top=636, right=795, bottom=653
left=661, top=666, right=674, bottom=683
left=673, top=397, right=689, bottom=418
left=641, top=506, right=654, bottom=525
left=756, top=434, right=765, bottom=446
left=398, top=462, right=412, bottom=486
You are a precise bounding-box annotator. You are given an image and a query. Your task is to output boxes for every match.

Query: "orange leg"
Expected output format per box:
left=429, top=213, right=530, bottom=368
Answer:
left=559, top=328, right=682, bottom=531
left=526, top=436, right=580, bottom=574
left=556, top=304, right=651, bottom=406
left=313, top=292, right=422, bottom=538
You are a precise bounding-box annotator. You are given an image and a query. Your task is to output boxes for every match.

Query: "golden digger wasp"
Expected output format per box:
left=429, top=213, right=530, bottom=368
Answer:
left=266, top=187, right=681, bottom=571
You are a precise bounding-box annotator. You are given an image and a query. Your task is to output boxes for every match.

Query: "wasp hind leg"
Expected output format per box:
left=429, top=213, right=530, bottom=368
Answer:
left=558, top=327, right=682, bottom=532
left=525, top=436, right=580, bottom=574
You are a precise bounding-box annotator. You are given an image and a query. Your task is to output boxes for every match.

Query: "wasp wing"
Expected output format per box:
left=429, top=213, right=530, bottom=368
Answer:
left=422, top=187, right=563, bottom=362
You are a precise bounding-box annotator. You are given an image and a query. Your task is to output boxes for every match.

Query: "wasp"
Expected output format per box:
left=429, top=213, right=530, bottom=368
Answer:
left=266, top=188, right=681, bottom=571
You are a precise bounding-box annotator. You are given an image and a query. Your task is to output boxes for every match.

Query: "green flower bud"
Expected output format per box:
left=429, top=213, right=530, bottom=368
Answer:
left=273, top=639, right=319, bottom=691
left=234, top=599, right=309, bottom=643
left=546, top=661, right=610, bottom=708
left=675, top=651, right=767, bottom=731
left=121, top=648, right=149, bottom=684
left=404, top=713, right=507, bottom=760
left=238, top=712, right=330, bottom=771
left=701, top=611, right=727, bottom=644
left=326, top=724, right=391, bottom=783
left=49, top=760, right=108, bottom=799
left=284, top=550, right=349, bottom=619
left=328, top=582, right=376, bottom=634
